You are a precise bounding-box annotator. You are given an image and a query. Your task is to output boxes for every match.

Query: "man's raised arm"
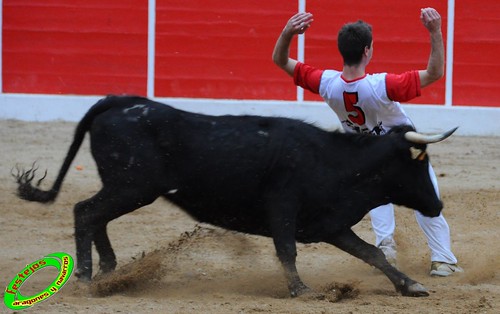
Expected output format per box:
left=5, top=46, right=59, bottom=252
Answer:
left=418, top=7, right=445, bottom=88
left=272, top=12, right=314, bottom=77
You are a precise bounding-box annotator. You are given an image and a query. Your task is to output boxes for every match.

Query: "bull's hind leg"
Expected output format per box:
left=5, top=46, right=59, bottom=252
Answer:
left=326, top=229, right=429, bottom=297
left=93, top=224, right=117, bottom=274
left=73, top=187, right=159, bottom=281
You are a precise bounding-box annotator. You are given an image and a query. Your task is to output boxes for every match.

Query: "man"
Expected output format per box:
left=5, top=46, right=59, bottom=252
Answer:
left=272, top=8, right=463, bottom=276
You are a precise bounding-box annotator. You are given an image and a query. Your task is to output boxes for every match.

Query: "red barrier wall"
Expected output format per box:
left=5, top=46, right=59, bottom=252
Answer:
left=155, top=0, right=297, bottom=100
left=2, top=0, right=499, bottom=107
left=453, top=0, right=500, bottom=107
left=2, top=0, right=148, bottom=95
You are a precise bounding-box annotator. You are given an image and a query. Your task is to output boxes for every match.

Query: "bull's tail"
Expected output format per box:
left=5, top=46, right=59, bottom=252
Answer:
left=14, top=96, right=122, bottom=203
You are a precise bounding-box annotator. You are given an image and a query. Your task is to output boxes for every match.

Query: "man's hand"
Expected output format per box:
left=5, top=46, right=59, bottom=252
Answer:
left=283, top=12, right=314, bottom=36
left=420, top=7, right=441, bottom=34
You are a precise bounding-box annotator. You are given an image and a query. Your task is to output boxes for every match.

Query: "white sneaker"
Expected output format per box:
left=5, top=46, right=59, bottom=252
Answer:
left=430, top=262, right=464, bottom=277
left=378, top=238, right=397, bottom=267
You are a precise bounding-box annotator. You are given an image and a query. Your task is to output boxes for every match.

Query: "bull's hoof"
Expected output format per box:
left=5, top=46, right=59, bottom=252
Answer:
left=99, top=260, right=117, bottom=274
left=296, top=290, right=328, bottom=301
left=74, top=268, right=92, bottom=282
left=401, top=282, right=429, bottom=297
left=289, top=282, right=312, bottom=298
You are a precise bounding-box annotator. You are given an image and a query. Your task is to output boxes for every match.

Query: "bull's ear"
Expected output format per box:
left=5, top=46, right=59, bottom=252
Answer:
left=409, top=147, right=427, bottom=161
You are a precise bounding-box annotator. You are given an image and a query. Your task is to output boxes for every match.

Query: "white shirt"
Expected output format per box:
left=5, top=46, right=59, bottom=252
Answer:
left=319, top=70, right=413, bottom=134
left=293, top=62, right=422, bottom=135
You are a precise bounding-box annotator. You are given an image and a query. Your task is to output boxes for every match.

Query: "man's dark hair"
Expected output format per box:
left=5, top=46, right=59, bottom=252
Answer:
left=337, top=20, right=373, bottom=66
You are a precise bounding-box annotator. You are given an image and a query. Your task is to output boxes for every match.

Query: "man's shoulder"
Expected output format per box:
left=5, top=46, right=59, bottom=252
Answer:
left=321, top=69, right=342, bottom=81
left=322, top=68, right=341, bottom=74
left=366, top=72, right=388, bottom=83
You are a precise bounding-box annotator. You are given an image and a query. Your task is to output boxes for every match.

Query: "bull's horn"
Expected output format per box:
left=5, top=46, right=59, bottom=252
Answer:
left=404, top=127, right=459, bottom=144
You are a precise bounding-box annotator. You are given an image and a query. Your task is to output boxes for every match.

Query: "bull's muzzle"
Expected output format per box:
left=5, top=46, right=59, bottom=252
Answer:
left=420, top=200, right=443, bottom=218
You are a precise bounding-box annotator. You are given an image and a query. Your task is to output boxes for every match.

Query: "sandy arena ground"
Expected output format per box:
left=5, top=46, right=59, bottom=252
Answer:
left=0, top=119, right=498, bottom=313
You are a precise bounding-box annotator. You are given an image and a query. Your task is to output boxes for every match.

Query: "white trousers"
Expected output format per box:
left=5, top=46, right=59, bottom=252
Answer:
left=369, top=164, right=458, bottom=264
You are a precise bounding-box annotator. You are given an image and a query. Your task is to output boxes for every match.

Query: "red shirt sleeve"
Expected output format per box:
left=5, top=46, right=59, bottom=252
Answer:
left=293, top=62, right=324, bottom=94
left=385, top=70, right=421, bottom=102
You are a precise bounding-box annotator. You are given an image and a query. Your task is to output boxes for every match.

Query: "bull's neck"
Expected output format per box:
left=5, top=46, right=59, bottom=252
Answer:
left=333, top=137, right=395, bottom=211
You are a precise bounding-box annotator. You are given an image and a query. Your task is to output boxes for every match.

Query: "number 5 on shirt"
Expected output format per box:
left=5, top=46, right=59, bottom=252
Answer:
left=343, top=91, right=366, bottom=125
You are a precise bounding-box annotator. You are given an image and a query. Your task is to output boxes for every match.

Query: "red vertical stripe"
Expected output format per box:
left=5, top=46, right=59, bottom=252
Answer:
left=453, top=0, right=500, bottom=107
left=2, top=0, right=148, bottom=95
left=154, top=0, right=297, bottom=100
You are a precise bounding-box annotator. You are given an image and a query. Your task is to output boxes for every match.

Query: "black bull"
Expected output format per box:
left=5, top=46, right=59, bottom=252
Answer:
left=14, top=95, right=457, bottom=297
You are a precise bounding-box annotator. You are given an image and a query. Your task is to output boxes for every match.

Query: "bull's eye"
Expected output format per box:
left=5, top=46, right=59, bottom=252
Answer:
left=409, top=147, right=427, bottom=161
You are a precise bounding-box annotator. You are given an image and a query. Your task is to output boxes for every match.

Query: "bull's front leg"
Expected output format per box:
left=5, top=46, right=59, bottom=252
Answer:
left=269, top=207, right=311, bottom=296
left=327, top=229, right=429, bottom=297
left=275, top=240, right=311, bottom=297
